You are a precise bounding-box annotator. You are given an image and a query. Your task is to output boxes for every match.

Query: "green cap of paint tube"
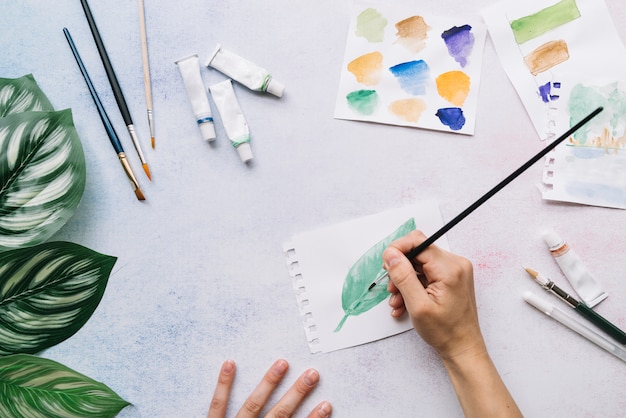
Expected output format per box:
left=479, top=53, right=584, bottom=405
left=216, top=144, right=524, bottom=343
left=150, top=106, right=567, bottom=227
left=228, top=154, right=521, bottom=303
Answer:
left=236, top=142, right=253, bottom=163
left=265, top=78, right=285, bottom=97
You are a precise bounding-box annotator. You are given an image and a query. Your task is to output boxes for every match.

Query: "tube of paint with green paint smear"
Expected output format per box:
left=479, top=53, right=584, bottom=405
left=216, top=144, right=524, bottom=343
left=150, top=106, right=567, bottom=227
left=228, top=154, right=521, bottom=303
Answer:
left=175, top=54, right=216, bottom=141
left=208, top=79, right=253, bottom=163
left=205, top=44, right=285, bottom=98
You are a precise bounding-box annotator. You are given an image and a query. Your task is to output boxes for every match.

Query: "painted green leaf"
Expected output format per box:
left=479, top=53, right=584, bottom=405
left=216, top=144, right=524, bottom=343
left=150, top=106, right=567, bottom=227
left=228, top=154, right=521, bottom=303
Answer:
left=0, top=354, right=130, bottom=417
left=335, top=217, right=416, bottom=332
left=0, top=109, right=86, bottom=250
left=0, top=74, right=54, bottom=117
left=0, top=241, right=116, bottom=356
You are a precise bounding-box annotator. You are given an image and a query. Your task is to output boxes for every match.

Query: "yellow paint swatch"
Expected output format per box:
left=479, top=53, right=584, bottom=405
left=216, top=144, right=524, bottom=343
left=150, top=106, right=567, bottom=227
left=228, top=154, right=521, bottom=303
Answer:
left=389, top=98, right=427, bottom=122
left=347, top=52, right=384, bottom=86
left=436, top=71, right=471, bottom=106
left=525, top=40, right=570, bottom=76
left=394, top=16, right=431, bottom=53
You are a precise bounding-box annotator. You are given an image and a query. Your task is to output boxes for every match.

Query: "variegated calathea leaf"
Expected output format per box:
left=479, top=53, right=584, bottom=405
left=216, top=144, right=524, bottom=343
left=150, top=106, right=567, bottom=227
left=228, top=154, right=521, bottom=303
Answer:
left=0, top=354, right=130, bottom=417
left=0, top=241, right=116, bottom=356
left=0, top=109, right=86, bottom=250
left=0, top=74, right=54, bottom=117
left=334, top=218, right=416, bottom=332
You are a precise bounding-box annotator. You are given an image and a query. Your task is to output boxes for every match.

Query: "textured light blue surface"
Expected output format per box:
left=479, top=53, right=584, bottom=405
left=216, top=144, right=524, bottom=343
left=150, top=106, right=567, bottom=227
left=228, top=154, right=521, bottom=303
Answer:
left=2, top=1, right=626, bottom=416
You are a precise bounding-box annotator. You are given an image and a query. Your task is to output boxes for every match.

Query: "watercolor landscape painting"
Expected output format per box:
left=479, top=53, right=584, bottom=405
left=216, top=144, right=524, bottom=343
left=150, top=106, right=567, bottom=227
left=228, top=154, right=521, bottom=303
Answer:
left=284, top=202, right=447, bottom=353
left=542, top=77, right=626, bottom=209
left=334, top=1, right=487, bottom=135
left=483, top=0, right=626, bottom=140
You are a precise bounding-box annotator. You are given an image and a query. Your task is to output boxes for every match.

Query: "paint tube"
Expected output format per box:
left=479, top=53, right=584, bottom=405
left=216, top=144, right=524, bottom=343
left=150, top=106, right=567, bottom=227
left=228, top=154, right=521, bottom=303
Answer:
left=543, top=229, right=608, bottom=308
left=175, top=54, right=216, bottom=141
left=205, top=44, right=285, bottom=97
left=208, top=79, right=253, bottom=163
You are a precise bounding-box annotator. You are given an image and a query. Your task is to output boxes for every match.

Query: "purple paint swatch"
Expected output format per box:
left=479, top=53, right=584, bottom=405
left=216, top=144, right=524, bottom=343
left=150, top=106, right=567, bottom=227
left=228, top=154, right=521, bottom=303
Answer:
left=388, top=60, right=430, bottom=95
left=436, top=107, right=466, bottom=130
left=441, top=25, right=475, bottom=68
left=538, top=81, right=560, bottom=103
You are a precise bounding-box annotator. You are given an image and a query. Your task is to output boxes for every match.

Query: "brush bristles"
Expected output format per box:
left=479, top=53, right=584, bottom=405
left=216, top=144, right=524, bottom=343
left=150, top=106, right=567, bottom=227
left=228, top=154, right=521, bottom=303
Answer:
left=135, top=187, right=146, bottom=201
left=143, top=163, right=152, bottom=181
left=523, top=266, right=538, bottom=278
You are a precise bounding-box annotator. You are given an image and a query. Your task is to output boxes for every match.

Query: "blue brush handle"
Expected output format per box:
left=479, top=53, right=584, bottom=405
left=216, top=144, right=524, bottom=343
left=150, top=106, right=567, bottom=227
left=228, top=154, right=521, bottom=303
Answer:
left=63, top=27, right=124, bottom=154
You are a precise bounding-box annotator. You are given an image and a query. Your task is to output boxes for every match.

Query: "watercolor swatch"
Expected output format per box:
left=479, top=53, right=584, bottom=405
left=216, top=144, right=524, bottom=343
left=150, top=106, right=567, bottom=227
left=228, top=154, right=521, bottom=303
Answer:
left=284, top=202, right=448, bottom=354
left=483, top=0, right=626, bottom=140
left=335, top=1, right=486, bottom=135
left=542, top=76, right=626, bottom=209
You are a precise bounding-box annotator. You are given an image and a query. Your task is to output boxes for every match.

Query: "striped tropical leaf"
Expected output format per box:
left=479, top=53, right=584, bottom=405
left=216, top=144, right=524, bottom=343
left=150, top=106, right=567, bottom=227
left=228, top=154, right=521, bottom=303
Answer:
left=0, top=109, right=86, bottom=250
left=0, top=241, right=116, bottom=356
left=0, top=354, right=130, bottom=417
left=0, top=74, right=54, bottom=117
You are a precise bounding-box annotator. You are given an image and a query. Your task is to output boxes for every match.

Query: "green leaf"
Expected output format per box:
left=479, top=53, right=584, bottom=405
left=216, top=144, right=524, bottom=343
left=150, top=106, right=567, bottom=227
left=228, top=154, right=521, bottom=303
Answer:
left=335, top=218, right=416, bottom=332
left=0, top=109, right=86, bottom=250
left=0, top=74, right=54, bottom=117
left=0, top=354, right=130, bottom=417
left=0, top=241, right=116, bottom=356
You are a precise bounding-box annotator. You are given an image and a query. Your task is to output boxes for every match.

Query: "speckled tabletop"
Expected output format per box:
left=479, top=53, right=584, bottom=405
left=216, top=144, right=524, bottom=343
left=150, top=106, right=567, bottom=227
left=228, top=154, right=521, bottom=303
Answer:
left=1, top=1, right=625, bottom=416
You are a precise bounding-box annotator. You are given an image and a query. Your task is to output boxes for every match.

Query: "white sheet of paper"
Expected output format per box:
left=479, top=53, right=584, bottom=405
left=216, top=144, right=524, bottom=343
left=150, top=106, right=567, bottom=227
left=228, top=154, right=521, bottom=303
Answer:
left=284, top=202, right=448, bottom=354
left=541, top=74, right=626, bottom=209
left=334, top=1, right=486, bottom=135
left=483, top=0, right=626, bottom=140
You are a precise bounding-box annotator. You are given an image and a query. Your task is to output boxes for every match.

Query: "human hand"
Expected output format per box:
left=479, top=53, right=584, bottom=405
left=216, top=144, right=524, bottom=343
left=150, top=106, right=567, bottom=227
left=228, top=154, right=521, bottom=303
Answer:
left=207, top=359, right=332, bottom=418
left=382, top=230, right=486, bottom=360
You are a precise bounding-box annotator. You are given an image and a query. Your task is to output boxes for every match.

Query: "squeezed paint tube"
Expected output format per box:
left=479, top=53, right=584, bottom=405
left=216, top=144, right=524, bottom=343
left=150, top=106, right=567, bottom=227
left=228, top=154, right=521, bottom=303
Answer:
left=205, top=44, right=285, bottom=97
left=209, top=79, right=253, bottom=163
left=543, top=229, right=608, bottom=308
left=175, top=54, right=216, bottom=141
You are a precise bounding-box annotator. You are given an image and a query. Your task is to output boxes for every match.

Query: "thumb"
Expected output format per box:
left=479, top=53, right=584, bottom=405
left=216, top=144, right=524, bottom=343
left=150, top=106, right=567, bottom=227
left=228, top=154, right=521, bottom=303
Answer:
left=382, top=246, right=428, bottom=304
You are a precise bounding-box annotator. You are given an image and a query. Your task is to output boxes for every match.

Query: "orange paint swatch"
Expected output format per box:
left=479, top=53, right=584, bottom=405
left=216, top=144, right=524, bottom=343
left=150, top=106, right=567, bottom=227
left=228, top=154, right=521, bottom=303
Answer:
left=389, top=98, right=427, bottom=122
left=394, top=16, right=431, bottom=53
left=435, top=71, right=470, bottom=106
left=347, top=51, right=384, bottom=86
left=524, top=40, right=570, bottom=76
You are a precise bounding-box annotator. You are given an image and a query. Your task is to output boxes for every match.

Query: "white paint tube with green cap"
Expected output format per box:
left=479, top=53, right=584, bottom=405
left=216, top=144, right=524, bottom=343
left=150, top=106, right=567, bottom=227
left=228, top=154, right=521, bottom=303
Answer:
left=205, top=44, right=285, bottom=98
left=208, top=79, right=253, bottom=163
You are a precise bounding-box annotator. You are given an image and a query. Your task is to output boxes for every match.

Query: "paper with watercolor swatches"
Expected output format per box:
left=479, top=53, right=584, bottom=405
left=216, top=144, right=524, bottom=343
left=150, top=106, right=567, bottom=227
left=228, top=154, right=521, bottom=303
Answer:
left=541, top=74, right=626, bottom=209
left=283, top=201, right=448, bottom=354
left=334, top=1, right=487, bottom=135
left=483, top=0, right=626, bottom=141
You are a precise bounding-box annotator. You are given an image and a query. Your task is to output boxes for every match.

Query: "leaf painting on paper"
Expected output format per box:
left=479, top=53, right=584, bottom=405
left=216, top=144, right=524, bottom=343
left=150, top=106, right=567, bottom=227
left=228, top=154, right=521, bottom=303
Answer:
left=0, top=242, right=116, bottom=356
left=335, top=1, right=486, bottom=135
left=0, top=109, right=86, bottom=250
left=0, top=74, right=54, bottom=117
left=0, top=354, right=129, bottom=417
left=334, top=217, right=416, bottom=332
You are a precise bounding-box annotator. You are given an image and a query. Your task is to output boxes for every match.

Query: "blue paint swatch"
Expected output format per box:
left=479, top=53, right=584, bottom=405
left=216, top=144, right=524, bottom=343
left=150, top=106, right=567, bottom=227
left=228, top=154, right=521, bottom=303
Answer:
left=538, top=81, right=560, bottom=103
left=436, top=107, right=466, bottom=130
left=389, top=60, right=430, bottom=95
left=441, top=25, right=474, bottom=68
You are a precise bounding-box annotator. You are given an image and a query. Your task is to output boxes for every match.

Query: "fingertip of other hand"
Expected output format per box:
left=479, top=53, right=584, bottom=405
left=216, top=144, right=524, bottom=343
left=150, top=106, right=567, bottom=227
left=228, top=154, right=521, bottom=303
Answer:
left=318, top=400, right=332, bottom=417
left=303, top=368, right=320, bottom=387
left=222, top=359, right=235, bottom=375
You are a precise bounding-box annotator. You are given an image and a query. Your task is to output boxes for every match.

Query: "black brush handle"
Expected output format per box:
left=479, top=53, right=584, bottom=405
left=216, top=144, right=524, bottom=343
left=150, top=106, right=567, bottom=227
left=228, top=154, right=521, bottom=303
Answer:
left=80, top=0, right=133, bottom=126
left=405, top=106, right=603, bottom=260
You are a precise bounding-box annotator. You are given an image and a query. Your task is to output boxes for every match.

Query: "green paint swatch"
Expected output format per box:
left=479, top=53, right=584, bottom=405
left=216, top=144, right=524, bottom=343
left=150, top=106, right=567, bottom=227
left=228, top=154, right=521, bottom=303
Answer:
left=346, top=89, right=378, bottom=115
left=355, top=7, right=387, bottom=43
left=510, top=0, right=580, bottom=45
